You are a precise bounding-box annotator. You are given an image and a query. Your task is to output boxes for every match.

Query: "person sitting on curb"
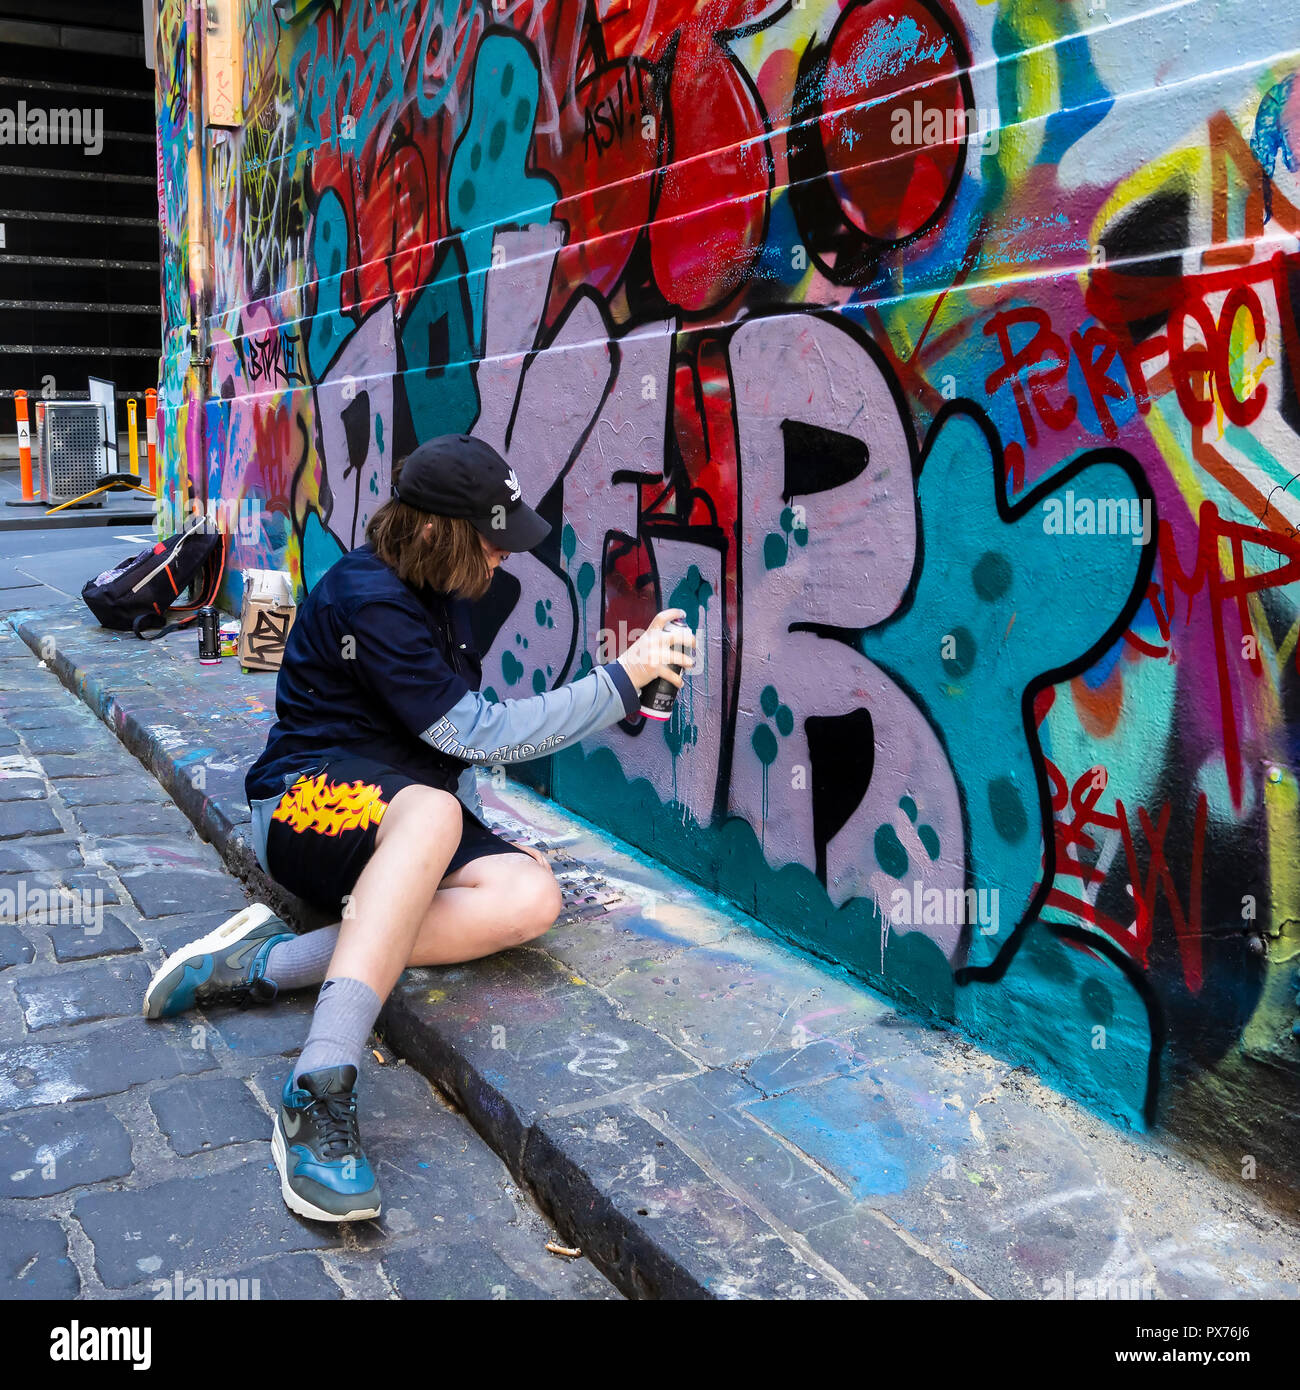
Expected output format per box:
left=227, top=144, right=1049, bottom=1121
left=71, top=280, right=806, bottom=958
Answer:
left=141, top=433, right=695, bottom=1224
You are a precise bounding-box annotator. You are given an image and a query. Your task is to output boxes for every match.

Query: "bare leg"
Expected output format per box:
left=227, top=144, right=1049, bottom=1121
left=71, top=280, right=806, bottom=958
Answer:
left=406, top=851, right=563, bottom=965
left=323, top=783, right=463, bottom=999
left=263, top=843, right=562, bottom=989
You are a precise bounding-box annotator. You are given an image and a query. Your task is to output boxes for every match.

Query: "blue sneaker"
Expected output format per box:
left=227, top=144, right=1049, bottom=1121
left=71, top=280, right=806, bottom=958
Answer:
left=143, top=903, right=294, bottom=1019
left=272, top=1065, right=381, bottom=1222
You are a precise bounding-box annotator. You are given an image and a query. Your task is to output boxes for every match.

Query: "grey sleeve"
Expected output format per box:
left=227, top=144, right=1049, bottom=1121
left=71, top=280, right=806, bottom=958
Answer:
left=421, top=662, right=640, bottom=764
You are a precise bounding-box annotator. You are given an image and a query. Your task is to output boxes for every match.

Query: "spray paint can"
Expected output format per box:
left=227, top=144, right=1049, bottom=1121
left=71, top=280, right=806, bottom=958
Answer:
left=197, top=606, right=221, bottom=664
left=638, top=618, right=693, bottom=722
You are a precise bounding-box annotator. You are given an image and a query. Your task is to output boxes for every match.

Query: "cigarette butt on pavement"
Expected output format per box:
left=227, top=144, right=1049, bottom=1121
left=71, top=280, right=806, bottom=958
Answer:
left=372, top=1049, right=385, bottom=1064
left=545, top=1242, right=582, bottom=1259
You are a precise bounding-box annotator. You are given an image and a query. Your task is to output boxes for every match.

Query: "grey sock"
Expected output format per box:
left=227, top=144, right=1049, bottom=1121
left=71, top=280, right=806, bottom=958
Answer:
left=293, top=976, right=383, bottom=1086
left=265, top=926, right=340, bottom=991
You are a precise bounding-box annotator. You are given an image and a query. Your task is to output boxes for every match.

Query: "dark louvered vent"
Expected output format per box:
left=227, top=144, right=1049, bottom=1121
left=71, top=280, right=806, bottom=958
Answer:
left=0, top=2, right=158, bottom=425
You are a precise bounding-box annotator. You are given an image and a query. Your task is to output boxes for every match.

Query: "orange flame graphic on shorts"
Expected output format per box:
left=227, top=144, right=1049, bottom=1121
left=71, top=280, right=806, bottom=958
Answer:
left=271, top=774, right=389, bottom=837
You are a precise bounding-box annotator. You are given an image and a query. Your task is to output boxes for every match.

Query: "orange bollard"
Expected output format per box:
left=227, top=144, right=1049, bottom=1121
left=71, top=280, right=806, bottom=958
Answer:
left=145, top=388, right=158, bottom=492
left=6, top=396, right=47, bottom=507
left=126, top=398, right=139, bottom=477
left=15, top=390, right=33, bottom=499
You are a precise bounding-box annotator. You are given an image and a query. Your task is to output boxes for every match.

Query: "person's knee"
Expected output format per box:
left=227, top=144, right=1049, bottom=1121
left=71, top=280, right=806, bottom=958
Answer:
left=511, top=863, right=562, bottom=943
left=380, top=784, right=461, bottom=860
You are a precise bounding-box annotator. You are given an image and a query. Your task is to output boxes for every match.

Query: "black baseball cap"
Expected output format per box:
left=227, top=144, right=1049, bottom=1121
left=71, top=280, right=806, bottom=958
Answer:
left=392, top=434, right=551, bottom=553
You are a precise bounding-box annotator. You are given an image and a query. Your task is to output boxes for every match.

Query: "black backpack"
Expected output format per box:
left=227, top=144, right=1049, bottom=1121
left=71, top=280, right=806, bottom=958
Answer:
left=82, top=516, right=226, bottom=639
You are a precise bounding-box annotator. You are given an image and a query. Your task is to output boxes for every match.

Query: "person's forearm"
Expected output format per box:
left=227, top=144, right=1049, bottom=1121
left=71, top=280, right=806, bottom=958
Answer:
left=421, top=663, right=639, bottom=764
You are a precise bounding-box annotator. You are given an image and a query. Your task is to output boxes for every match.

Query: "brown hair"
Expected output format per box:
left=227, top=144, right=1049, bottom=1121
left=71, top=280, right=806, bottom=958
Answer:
left=365, top=458, right=492, bottom=599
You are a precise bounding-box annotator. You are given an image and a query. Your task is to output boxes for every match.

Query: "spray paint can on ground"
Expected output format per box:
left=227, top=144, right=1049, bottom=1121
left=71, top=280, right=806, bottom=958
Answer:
left=639, top=618, right=693, bottom=721
left=197, top=606, right=221, bottom=664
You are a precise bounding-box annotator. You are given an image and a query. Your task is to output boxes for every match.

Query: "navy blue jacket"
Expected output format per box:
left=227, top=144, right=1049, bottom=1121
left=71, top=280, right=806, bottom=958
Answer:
left=245, top=544, right=638, bottom=813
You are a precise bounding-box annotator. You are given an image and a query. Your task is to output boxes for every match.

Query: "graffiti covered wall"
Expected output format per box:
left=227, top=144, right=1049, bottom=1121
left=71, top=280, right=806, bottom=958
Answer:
left=156, top=0, right=1300, bottom=1147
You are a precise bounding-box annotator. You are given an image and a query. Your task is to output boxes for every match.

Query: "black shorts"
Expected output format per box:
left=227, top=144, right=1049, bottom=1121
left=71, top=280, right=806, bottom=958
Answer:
left=263, top=755, right=529, bottom=917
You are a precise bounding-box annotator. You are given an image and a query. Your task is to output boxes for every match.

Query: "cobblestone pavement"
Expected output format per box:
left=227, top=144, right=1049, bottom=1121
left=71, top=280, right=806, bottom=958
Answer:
left=0, top=623, right=619, bottom=1301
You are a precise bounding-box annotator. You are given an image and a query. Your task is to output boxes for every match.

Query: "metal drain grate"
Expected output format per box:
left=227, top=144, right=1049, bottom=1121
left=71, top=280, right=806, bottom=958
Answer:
left=38, top=402, right=107, bottom=504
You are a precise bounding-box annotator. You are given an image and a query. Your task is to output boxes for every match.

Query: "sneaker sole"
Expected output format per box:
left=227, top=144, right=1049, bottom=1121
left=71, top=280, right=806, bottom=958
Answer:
left=271, top=1116, right=381, bottom=1223
left=142, top=902, right=282, bottom=1020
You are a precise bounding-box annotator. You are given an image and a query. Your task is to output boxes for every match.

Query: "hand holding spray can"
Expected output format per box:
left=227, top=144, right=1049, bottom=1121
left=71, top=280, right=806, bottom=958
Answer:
left=638, top=618, right=694, bottom=721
